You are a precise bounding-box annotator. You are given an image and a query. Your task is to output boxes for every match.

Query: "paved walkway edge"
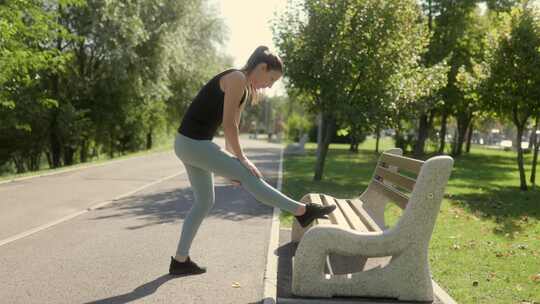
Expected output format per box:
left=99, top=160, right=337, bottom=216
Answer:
left=432, top=281, right=458, bottom=304
left=262, top=145, right=285, bottom=304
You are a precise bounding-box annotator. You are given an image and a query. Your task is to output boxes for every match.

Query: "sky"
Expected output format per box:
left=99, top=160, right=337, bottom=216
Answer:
left=208, top=0, right=290, bottom=97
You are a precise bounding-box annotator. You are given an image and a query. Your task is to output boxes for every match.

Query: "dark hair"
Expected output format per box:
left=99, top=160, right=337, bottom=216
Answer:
left=241, top=46, right=283, bottom=105
left=242, top=45, right=283, bottom=73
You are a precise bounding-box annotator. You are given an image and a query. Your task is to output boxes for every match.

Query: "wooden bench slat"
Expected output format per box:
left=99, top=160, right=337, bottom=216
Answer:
left=380, top=152, right=423, bottom=175
left=375, top=166, right=416, bottom=192
left=347, top=199, right=383, bottom=232
left=334, top=199, right=370, bottom=232
left=371, top=179, right=409, bottom=210
left=309, top=194, right=332, bottom=225
left=320, top=194, right=350, bottom=228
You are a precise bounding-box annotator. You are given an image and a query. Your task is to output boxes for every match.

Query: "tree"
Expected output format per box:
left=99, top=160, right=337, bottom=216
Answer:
left=483, top=4, right=540, bottom=190
left=274, top=0, right=443, bottom=180
left=420, top=0, right=480, bottom=157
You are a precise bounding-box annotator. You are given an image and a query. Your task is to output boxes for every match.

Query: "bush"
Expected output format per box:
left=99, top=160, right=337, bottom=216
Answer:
left=285, top=113, right=312, bottom=141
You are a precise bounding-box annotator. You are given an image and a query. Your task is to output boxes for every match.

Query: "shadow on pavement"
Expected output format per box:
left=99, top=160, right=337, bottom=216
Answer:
left=88, top=184, right=277, bottom=229
left=87, top=145, right=287, bottom=229
left=84, top=274, right=174, bottom=304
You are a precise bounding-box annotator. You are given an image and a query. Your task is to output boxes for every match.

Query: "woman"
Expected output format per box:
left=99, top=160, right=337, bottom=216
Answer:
left=170, top=46, right=336, bottom=276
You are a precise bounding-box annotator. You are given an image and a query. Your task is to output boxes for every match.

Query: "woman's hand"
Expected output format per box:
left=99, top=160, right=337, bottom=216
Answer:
left=239, top=157, right=263, bottom=179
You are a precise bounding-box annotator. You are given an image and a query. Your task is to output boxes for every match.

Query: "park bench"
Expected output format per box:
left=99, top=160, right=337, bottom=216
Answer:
left=290, top=148, right=454, bottom=302
left=284, top=133, right=309, bottom=155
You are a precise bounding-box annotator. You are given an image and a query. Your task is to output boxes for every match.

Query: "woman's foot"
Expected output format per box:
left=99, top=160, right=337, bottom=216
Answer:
left=169, top=256, right=207, bottom=276
left=294, top=202, right=336, bottom=228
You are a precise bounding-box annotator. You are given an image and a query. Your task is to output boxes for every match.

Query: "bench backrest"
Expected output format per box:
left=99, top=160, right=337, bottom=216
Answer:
left=362, top=148, right=454, bottom=241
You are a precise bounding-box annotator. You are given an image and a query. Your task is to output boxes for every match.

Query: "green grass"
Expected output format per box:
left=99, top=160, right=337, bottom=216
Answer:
left=0, top=134, right=175, bottom=182
left=280, top=137, right=540, bottom=304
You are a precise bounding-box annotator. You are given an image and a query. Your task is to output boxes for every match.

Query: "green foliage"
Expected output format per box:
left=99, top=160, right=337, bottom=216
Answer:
left=483, top=5, right=540, bottom=123
left=284, top=112, right=311, bottom=141
left=0, top=0, right=228, bottom=174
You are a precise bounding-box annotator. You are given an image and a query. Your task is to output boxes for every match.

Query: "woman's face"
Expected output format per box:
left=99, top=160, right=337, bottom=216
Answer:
left=251, top=63, right=282, bottom=90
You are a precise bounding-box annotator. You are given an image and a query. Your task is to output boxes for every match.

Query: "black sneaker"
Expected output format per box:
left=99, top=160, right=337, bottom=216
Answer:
left=169, top=256, right=206, bottom=276
left=294, top=202, right=337, bottom=228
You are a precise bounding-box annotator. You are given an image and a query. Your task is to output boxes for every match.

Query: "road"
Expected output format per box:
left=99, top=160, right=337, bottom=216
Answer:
left=0, top=134, right=287, bottom=304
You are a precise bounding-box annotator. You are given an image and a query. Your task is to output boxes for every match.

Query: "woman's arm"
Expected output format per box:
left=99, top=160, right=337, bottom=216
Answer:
left=225, top=103, right=245, bottom=154
left=221, top=72, right=262, bottom=178
left=222, top=71, right=247, bottom=160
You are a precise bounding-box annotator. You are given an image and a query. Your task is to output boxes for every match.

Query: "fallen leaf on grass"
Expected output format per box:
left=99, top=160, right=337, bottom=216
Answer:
left=531, top=274, right=540, bottom=282
left=466, top=240, right=477, bottom=248
left=486, top=272, right=497, bottom=281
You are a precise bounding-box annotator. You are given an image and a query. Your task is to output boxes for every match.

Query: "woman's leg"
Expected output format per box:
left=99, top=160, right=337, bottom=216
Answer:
left=175, top=133, right=304, bottom=214
left=175, top=162, right=215, bottom=259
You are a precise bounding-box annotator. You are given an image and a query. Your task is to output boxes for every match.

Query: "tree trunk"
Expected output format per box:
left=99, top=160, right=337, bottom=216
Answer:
left=516, top=125, right=528, bottom=191
left=465, top=119, right=474, bottom=153
left=394, top=121, right=406, bottom=151
left=414, top=113, right=429, bottom=158
left=438, top=111, right=448, bottom=154
left=349, top=125, right=361, bottom=153
left=45, top=152, right=52, bottom=168
left=80, top=139, right=89, bottom=163
left=349, top=132, right=359, bottom=153
left=49, top=24, right=63, bottom=169
left=49, top=71, right=62, bottom=170
left=109, top=132, right=115, bottom=159
left=316, top=113, right=323, bottom=159
left=453, top=113, right=471, bottom=157
left=146, top=129, right=153, bottom=150
left=530, top=116, right=539, bottom=187
left=63, top=146, right=75, bottom=166
left=12, top=155, right=26, bottom=173
left=26, top=151, right=41, bottom=171
left=49, top=126, right=62, bottom=168
left=375, top=124, right=381, bottom=153
left=314, top=114, right=336, bottom=181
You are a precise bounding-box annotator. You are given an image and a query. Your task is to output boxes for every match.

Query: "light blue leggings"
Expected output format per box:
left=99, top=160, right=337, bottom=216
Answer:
left=173, top=132, right=303, bottom=256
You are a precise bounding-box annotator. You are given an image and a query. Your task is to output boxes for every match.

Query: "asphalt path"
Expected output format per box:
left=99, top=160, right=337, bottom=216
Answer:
left=0, top=134, right=289, bottom=304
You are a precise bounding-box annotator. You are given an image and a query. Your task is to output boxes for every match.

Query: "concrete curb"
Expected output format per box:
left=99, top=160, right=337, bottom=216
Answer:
left=432, top=281, right=458, bottom=304
left=262, top=144, right=285, bottom=304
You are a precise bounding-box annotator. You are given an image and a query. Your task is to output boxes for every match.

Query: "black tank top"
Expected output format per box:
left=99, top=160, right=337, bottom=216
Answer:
left=178, top=68, right=247, bottom=140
